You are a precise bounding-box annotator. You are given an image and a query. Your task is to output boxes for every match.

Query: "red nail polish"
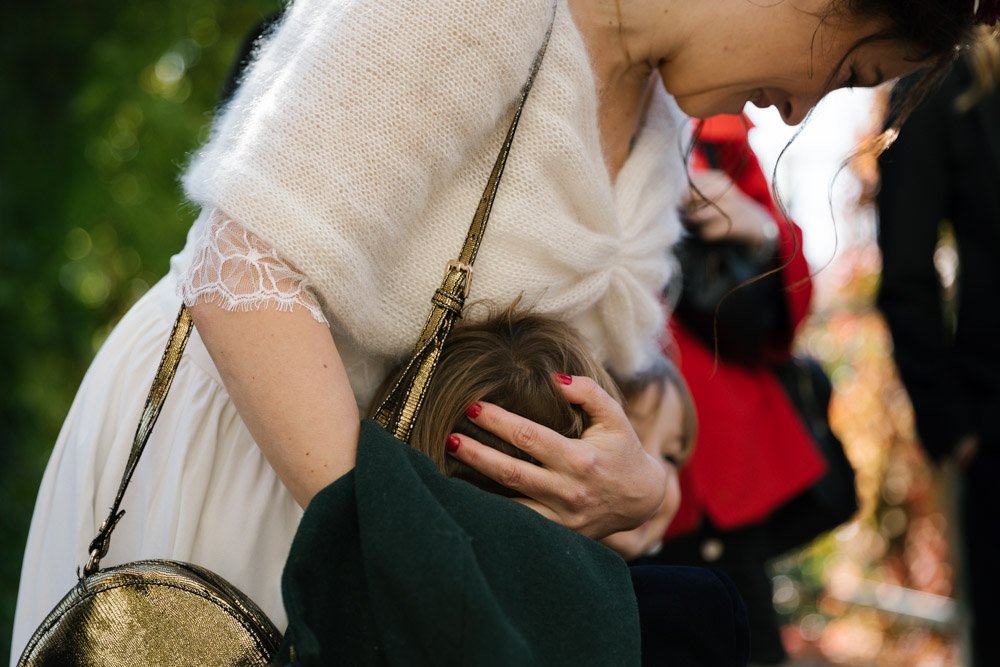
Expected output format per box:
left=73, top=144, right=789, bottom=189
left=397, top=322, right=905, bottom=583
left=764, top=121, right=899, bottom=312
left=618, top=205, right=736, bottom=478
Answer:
left=465, top=403, right=482, bottom=419
left=555, top=373, right=573, bottom=385
left=446, top=435, right=461, bottom=453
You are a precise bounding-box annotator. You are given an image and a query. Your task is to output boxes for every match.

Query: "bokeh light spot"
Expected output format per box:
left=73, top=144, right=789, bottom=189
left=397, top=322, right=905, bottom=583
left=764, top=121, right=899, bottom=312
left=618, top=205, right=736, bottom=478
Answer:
left=65, top=228, right=93, bottom=261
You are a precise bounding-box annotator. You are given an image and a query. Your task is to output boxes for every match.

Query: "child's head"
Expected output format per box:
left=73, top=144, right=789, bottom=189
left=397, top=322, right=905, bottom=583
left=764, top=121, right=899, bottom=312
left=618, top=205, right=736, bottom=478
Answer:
left=371, top=301, right=621, bottom=496
left=604, top=357, right=697, bottom=560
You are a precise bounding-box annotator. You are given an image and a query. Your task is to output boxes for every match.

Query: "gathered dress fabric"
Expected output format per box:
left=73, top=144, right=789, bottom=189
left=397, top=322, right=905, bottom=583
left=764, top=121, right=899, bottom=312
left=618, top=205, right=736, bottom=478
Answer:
left=11, top=0, right=689, bottom=661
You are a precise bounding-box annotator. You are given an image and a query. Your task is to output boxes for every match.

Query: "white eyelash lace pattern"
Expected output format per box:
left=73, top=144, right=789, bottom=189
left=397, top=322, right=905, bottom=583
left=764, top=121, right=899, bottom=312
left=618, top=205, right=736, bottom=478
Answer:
left=179, top=211, right=328, bottom=325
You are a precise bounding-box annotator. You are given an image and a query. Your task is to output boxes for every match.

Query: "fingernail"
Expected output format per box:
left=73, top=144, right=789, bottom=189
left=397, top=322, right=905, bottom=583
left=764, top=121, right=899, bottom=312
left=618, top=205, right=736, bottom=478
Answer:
left=555, top=373, right=573, bottom=385
left=465, top=403, right=482, bottom=419
left=446, top=435, right=461, bottom=453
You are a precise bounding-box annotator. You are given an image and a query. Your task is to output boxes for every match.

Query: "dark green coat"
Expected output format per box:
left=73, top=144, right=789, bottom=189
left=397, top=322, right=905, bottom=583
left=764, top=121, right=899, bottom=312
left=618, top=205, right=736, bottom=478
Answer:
left=279, top=420, right=640, bottom=666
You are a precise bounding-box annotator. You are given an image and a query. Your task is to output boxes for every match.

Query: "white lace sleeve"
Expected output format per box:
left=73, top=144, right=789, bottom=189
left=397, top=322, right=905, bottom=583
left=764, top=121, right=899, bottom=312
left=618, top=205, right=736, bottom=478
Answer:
left=178, top=210, right=328, bottom=325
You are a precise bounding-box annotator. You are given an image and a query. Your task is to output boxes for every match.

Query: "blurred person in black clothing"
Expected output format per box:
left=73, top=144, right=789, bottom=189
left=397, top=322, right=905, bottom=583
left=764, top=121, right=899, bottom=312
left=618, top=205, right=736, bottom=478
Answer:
left=876, top=29, right=1000, bottom=667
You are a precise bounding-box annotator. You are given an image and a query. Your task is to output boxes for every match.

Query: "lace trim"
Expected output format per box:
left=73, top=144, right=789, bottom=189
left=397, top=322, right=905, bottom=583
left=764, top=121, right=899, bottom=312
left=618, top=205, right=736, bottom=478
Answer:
left=178, top=210, right=328, bottom=325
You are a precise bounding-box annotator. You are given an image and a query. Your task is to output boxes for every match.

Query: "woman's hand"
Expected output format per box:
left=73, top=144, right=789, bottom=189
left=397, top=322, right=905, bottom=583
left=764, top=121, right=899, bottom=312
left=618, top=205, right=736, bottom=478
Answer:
left=600, top=520, right=664, bottom=562
left=601, top=459, right=681, bottom=560
left=685, top=169, right=777, bottom=250
left=445, top=374, right=667, bottom=540
left=601, top=458, right=679, bottom=559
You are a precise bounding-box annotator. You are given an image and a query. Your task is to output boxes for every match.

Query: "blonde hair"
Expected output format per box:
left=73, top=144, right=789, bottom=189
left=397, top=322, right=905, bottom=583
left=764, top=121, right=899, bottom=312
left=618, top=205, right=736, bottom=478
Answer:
left=370, top=301, right=621, bottom=496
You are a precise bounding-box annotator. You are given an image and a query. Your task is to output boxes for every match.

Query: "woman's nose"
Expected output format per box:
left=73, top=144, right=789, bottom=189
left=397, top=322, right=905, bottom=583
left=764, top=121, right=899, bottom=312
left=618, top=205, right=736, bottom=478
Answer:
left=780, top=97, right=814, bottom=126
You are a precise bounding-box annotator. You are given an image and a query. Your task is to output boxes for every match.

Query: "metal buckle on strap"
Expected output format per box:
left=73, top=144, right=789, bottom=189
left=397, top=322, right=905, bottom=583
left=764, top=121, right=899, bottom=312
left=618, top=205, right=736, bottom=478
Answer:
left=84, top=510, right=125, bottom=577
left=84, top=549, right=102, bottom=577
left=444, top=260, right=473, bottom=299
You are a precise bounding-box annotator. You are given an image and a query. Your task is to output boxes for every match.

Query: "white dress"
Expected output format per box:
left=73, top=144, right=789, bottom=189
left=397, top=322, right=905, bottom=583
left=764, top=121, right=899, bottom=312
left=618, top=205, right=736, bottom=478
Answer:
left=10, top=0, right=688, bottom=661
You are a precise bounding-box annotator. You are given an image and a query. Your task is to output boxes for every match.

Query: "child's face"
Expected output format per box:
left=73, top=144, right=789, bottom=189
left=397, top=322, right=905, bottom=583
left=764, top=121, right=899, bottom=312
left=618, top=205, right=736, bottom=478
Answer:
left=603, top=381, right=687, bottom=560
left=631, top=381, right=685, bottom=533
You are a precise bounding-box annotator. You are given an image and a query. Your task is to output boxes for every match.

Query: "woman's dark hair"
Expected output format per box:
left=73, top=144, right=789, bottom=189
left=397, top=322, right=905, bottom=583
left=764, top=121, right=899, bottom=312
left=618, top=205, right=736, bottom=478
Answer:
left=834, top=0, right=983, bottom=135
left=841, top=0, right=977, bottom=60
left=218, top=12, right=284, bottom=108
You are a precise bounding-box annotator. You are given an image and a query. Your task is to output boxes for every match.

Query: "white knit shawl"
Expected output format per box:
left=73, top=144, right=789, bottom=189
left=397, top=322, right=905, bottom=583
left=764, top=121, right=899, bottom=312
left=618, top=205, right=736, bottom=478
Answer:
left=182, top=0, right=688, bottom=409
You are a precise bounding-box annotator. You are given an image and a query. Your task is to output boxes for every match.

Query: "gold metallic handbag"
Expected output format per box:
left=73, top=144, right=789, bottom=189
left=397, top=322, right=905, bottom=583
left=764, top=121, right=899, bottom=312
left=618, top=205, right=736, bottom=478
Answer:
left=17, top=309, right=282, bottom=667
left=18, top=14, right=553, bottom=664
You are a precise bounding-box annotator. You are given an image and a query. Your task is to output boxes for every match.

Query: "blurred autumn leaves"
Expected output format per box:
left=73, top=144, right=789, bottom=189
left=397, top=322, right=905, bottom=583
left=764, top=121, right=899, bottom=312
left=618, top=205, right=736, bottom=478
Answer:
left=776, top=246, right=961, bottom=664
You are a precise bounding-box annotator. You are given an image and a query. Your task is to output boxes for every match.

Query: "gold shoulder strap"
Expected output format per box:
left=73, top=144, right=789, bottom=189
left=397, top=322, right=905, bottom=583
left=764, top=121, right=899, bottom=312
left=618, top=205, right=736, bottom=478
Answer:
left=85, top=306, right=193, bottom=575
left=372, top=18, right=554, bottom=441
left=85, top=10, right=555, bottom=575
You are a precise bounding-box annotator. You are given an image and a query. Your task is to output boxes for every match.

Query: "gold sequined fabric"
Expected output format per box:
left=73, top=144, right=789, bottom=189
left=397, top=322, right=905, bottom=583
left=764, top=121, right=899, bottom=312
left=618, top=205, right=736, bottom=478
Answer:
left=18, top=560, right=280, bottom=667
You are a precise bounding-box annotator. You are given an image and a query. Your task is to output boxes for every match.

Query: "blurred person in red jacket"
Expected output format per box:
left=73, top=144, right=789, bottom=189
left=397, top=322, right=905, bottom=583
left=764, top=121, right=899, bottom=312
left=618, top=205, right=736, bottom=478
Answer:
left=639, top=114, right=828, bottom=665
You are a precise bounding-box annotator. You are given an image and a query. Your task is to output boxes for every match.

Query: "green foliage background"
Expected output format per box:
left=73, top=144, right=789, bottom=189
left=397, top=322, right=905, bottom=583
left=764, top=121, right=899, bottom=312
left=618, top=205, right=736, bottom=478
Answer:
left=0, top=1, right=279, bottom=658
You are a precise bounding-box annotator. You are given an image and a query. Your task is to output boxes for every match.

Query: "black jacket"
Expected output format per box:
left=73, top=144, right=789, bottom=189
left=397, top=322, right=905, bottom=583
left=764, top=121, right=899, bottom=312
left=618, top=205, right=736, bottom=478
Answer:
left=876, top=62, right=1000, bottom=460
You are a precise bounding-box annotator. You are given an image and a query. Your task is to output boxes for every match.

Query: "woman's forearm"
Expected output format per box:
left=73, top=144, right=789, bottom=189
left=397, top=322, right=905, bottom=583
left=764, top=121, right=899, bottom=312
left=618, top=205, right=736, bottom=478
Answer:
left=189, top=302, right=360, bottom=508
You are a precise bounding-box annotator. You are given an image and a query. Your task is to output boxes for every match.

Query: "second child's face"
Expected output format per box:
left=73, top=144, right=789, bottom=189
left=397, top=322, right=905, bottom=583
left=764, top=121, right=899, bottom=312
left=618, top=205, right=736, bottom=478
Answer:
left=602, top=380, right=689, bottom=560
left=630, top=382, right=685, bottom=537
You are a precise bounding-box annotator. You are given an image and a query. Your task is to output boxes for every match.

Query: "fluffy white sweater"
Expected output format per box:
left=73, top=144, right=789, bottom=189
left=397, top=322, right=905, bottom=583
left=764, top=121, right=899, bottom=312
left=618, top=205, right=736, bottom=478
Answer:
left=182, top=0, right=688, bottom=409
